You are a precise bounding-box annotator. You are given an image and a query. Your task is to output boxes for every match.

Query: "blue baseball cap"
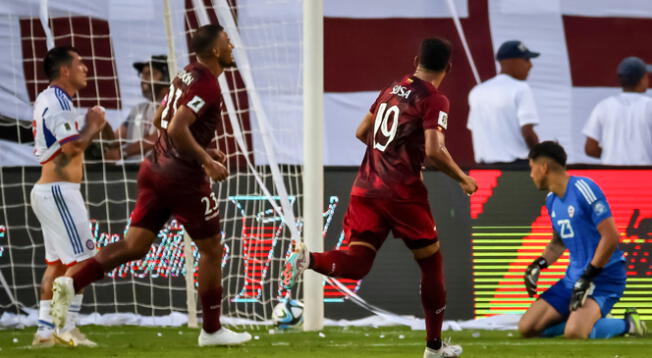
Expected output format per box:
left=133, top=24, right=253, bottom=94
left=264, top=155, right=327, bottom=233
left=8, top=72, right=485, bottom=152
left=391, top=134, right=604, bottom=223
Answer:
left=617, top=57, right=652, bottom=84
left=496, top=40, right=540, bottom=61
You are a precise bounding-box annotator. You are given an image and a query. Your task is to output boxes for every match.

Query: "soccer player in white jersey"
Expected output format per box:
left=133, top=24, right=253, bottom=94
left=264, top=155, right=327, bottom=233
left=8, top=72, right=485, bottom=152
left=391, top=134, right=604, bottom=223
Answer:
left=518, top=141, right=647, bottom=339
left=30, top=46, right=106, bottom=347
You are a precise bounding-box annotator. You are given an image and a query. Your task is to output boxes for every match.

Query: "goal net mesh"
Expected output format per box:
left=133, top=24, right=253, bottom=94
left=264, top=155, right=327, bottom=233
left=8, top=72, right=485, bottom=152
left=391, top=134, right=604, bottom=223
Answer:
left=0, top=0, right=310, bottom=326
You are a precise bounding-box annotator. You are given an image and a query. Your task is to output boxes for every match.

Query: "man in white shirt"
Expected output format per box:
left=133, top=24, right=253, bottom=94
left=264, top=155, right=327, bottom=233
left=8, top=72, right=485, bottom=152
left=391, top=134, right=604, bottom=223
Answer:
left=583, top=56, right=652, bottom=165
left=31, top=46, right=105, bottom=347
left=467, top=40, right=540, bottom=165
left=104, top=55, right=169, bottom=161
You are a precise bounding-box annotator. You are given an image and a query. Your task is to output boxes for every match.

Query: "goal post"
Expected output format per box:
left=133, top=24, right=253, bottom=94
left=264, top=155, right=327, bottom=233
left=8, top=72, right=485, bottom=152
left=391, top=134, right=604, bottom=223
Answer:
left=302, top=0, right=325, bottom=331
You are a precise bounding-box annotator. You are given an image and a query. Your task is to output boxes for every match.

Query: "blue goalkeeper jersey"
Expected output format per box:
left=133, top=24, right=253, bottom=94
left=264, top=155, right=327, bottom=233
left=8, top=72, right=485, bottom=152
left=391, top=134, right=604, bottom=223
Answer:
left=545, top=176, right=626, bottom=282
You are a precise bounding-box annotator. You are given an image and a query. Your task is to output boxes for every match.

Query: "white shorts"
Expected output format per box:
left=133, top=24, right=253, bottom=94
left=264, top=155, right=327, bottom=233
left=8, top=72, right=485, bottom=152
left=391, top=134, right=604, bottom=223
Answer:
left=30, top=182, right=96, bottom=265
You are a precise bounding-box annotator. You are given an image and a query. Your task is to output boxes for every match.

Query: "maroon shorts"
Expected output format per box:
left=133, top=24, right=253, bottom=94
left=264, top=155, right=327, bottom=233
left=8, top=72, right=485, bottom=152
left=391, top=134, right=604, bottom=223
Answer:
left=343, top=195, right=437, bottom=250
left=129, top=160, right=221, bottom=239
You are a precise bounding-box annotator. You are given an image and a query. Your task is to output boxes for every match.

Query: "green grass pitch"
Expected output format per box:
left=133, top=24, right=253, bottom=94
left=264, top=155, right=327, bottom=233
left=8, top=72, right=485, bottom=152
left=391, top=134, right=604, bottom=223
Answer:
left=0, top=325, right=649, bottom=357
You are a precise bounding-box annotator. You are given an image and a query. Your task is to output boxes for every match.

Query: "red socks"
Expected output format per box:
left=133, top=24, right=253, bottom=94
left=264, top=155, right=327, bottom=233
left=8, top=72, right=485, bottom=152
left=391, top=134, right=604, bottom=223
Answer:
left=417, top=251, right=446, bottom=341
left=199, top=286, right=223, bottom=333
left=310, top=244, right=376, bottom=280
left=72, top=257, right=105, bottom=292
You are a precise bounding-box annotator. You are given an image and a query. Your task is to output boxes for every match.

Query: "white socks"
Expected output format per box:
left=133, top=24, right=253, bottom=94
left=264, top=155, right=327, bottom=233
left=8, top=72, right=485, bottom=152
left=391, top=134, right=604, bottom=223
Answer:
left=37, top=300, right=54, bottom=339
left=62, top=294, right=84, bottom=332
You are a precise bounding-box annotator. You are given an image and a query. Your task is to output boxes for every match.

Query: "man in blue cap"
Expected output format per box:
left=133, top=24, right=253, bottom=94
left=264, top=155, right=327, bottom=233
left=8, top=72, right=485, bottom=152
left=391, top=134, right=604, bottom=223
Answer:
left=467, top=40, right=541, bottom=166
left=583, top=56, right=652, bottom=165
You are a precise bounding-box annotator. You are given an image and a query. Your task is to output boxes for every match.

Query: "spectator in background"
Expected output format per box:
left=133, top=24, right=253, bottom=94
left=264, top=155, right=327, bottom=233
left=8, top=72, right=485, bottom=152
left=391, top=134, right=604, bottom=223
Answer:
left=467, top=40, right=540, bottom=166
left=583, top=56, right=652, bottom=165
left=105, top=55, right=169, bottom=161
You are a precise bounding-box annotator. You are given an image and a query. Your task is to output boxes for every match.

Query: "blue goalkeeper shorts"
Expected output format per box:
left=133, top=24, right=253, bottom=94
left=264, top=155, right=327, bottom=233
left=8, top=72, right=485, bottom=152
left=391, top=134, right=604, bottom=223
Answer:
left=540, top=262, right=626, bottom=318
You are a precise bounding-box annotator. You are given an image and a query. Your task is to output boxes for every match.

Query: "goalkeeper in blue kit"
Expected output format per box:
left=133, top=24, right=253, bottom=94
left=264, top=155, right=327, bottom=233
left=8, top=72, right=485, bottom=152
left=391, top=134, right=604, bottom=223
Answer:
left=518, top=141, right=647, bottom=339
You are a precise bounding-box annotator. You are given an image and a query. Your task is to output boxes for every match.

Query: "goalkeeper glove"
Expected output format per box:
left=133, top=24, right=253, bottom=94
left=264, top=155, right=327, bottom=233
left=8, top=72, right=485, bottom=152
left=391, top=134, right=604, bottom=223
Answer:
left=524, top=256, right=548, bottom=297
left=570, top=264, right=602, bottom=311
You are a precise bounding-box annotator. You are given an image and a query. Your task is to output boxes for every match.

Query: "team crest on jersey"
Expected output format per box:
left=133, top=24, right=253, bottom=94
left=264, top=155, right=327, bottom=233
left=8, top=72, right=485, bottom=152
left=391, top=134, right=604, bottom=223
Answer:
left=551, top=211, right=556, bottom=218
left=86, top=239, right=95, bottom=250
left=593, top=201, right=607, bottom=216
left=438, top=111, right=448, bottom=130
left=64, top=123, right=71, bottom=131
left=568, top=205, right=575, bottom=218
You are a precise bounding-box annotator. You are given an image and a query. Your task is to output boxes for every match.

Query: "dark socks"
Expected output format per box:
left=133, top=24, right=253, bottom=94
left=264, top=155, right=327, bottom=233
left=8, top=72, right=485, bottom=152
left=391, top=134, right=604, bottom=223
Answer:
left=72, top=257, right=105, bottom=292
left=427, top=338, right=442, bottom=350
left=418, top=251, right=446, bottom=342
left=199, top=286, right=223, bottom=333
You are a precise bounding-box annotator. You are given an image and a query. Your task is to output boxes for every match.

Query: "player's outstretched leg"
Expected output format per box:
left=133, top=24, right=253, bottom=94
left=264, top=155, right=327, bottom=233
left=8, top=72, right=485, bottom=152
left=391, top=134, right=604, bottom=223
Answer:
left=195, top=235, right=251, bottom=346
left=50, top=227, right=157, bottom=340
left=282, top=242, right=310, bottom=289
left=417, top=249, right=461, bottom=358
left=282, top=242, right=376, bottom=290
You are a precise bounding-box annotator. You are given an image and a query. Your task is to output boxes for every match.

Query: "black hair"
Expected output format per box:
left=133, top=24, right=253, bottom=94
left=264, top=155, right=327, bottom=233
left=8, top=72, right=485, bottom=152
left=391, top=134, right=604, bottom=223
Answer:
left=191, top=24, right=224, bottom=58
left=418, top=37, right=452, bottom=72
left=43, top=46, right=78, bottom=81
left=618, top=74, right=643, bottom=90
left=528, top=141, right=567, bottom=167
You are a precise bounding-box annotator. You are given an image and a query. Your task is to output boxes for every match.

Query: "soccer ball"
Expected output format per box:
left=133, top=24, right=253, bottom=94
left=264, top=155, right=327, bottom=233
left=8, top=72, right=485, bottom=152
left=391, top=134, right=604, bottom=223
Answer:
left=272, top=299, right=303, bottom=329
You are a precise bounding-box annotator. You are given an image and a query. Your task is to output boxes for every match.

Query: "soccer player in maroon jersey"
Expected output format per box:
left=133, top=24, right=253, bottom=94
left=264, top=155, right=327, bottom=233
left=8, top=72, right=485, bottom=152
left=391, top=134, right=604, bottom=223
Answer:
left=49, top=24, right=252, bottom=346
left=283, top=38, right=477, bottom=358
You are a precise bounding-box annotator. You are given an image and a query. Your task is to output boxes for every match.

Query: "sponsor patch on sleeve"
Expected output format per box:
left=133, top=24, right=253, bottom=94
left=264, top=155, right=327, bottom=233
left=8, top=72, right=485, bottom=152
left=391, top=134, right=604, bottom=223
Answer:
left=187, top=95, right=206, bottom=114
left=437, top=111, right=448, bottom=130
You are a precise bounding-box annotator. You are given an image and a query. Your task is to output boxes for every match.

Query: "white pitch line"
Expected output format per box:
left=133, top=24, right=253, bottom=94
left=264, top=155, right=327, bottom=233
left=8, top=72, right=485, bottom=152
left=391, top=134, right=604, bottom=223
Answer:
left=332, top=340, right=651, bottom=348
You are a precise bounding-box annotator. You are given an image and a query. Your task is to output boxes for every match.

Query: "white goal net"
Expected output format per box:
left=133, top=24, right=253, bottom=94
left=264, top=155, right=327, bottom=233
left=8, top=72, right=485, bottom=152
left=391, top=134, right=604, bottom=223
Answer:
left=0, top=0, right=309, bottom=326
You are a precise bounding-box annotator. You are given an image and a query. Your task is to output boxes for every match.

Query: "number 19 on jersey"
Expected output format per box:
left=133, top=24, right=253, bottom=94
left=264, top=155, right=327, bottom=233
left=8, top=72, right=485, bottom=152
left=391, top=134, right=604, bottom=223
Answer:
left=373, top=103, right=399, bottom=152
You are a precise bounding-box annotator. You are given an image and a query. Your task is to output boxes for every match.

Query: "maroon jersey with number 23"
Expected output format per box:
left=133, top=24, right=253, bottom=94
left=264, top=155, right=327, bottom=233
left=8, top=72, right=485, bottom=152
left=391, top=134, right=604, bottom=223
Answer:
left=351, top=75, right=450, bottom=201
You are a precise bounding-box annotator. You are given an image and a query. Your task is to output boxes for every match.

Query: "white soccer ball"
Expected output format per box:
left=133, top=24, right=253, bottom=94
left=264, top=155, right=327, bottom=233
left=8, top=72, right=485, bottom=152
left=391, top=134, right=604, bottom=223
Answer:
left=272, top=299, right=303, bottom=329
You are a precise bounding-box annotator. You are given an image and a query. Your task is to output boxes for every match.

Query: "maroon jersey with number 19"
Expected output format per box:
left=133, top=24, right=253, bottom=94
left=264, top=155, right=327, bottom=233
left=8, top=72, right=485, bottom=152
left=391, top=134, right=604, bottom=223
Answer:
left=351, top=75, right=450, bottom=202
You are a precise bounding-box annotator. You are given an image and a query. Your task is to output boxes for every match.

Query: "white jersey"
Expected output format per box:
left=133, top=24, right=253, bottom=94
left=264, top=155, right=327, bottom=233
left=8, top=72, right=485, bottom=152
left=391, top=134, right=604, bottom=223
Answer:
left=32, top=86, right=80, bottom=164
left=467, top=74, right=539, bottom=164
left=582, top=92, right=652, bottom=165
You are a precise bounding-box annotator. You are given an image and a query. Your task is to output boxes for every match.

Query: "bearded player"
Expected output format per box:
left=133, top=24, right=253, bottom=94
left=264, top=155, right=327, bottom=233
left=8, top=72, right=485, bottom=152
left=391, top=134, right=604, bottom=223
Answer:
left=50, top=24, right=252, bottom=346
left=283, top=38, right=478, bottom=358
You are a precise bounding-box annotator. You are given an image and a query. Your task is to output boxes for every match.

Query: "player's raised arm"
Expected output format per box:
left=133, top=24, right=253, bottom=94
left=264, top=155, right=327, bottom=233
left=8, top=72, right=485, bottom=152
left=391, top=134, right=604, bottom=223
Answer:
left=524, top=231, right=565, bottom=297
left=61, top=106, right=106, bottom=157
left=425, top=129, right=477, bottom=195
left=167, top=105, right=228, bottom=181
